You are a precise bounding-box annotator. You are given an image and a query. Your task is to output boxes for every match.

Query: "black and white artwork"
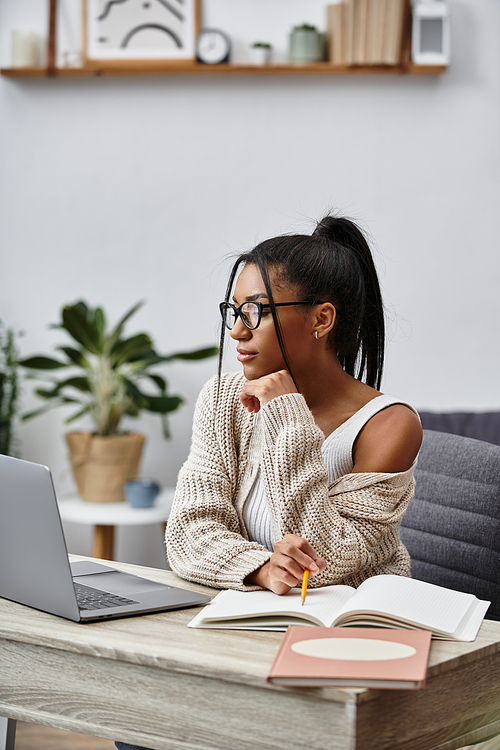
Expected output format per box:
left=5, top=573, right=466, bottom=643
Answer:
left=86, top=0, right=196, bottom=60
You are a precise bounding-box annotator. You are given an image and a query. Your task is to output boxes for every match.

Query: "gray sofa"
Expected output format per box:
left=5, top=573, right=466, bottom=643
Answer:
left=400, top=429, right=500, bottom=621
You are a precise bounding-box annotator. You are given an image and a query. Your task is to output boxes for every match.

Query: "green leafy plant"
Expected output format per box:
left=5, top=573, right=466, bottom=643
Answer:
left=0, top=319, right=21, bottom=456
left=251, top=41, right=272, bottom=49
left=292, top=24, right=318, bottom=32
left=18, top=301, right=218, bottom=438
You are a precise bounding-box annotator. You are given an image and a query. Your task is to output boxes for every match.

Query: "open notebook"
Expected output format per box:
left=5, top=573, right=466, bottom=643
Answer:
left=188, top=574, right=490, bottom=641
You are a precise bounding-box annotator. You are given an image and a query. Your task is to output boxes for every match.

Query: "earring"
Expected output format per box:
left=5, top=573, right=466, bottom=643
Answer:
left=315, top=331, right=319, bottom=339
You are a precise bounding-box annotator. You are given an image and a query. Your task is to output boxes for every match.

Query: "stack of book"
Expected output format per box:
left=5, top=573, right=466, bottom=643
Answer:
left=327, top=0, right=408, bottom=66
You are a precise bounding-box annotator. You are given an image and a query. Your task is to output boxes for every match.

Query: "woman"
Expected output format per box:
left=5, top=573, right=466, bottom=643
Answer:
left=166, top=215, right=422, bottom=595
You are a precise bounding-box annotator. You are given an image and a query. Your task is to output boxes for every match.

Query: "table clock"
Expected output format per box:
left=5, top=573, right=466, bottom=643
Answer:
left=196, top=28, right=231, bottom=64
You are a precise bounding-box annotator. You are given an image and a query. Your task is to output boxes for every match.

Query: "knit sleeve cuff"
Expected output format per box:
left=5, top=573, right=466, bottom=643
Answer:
left=218, top=547, right=272, bottom=591
left=260, top=392, right=323, bottom=442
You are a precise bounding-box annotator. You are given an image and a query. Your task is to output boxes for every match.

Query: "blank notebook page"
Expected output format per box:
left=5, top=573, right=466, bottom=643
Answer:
left=204, top=585, right=355, bottom=625
left=336, top=575, right=475, bottom=633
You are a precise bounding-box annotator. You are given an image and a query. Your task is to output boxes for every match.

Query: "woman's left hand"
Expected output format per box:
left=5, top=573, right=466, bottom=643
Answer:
left=239, top=370, right=298, bottom=413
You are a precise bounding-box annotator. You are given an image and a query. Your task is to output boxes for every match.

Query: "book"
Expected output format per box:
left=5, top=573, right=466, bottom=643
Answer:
left=382, top=0, right=406, bottom=65
left=266, top=626, right=432, bottom=689
left=366, top=0, right=387, bottom=64
left=188, top=574, right=490, bottom=642
left=342, top=0, right=355, bottom=65
left=353, top=0, right=370, bottom=65
left=327, top=4, right=344, bottom=66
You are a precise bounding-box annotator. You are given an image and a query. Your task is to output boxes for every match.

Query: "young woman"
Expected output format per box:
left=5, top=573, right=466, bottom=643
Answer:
left=165, top=215, right=422, bottom=595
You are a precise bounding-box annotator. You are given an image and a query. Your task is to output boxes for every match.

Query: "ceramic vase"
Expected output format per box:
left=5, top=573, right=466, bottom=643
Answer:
left=289, top=28, right=323, bottom=63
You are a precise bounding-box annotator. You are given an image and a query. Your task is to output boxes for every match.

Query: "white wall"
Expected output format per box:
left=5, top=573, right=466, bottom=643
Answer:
left=1, top=1, right=499, bottom=566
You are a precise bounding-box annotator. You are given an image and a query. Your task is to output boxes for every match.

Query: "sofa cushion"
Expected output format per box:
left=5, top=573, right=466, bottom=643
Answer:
left=418, top=411, right=500, bottom=447
left=400, top=430, right=500, bottom=620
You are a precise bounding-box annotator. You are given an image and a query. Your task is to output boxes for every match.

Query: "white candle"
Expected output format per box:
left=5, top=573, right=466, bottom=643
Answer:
left=10, top=31, right=40, bottom=68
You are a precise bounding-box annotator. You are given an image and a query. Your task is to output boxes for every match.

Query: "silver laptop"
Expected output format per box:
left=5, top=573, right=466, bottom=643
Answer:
left=0, top=454, right=211, bottom=622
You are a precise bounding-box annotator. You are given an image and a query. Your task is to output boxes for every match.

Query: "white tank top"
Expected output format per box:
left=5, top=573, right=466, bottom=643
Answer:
left=242, top=394, right=416, bottom=552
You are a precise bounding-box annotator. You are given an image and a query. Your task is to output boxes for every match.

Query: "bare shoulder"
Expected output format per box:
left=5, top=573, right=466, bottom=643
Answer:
left=353, top=403, right=423, bottom=474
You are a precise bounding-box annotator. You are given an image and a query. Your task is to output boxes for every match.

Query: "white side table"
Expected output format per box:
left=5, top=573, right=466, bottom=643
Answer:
left=57, top=488, right=175, bottom=560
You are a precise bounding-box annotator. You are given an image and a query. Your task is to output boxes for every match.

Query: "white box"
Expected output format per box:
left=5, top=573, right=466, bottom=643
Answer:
left=411, top=0, right=450, bottom=66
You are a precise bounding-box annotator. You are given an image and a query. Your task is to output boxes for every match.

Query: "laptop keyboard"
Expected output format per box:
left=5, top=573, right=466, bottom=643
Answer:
left=74, top=582, right=139, bottom=611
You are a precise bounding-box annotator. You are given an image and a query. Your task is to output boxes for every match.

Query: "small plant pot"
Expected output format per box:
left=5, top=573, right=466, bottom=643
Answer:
left=125, top=479, right=161, bottom=508
left=65, top=431, right=145, bottom=503
left=289, top=28, right=323, bottom=63
left=250, top=46, right=272, bottom=65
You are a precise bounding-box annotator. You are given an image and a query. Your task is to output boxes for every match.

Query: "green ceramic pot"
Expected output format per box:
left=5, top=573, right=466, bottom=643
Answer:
left=289, top=28, right=323, bottom=63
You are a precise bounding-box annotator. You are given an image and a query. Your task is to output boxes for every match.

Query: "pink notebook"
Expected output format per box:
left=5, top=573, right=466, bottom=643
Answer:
left=267, top=626, right=432, bottom=690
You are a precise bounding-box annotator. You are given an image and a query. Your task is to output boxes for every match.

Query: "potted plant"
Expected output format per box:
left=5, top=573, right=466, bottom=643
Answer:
left=19, top=300, right=218, bottom=503
left=249, top=41, right=272, bottom=65
left=0, top=319, right=21, bottom=457
left=289, top=24, right=324, bottom=63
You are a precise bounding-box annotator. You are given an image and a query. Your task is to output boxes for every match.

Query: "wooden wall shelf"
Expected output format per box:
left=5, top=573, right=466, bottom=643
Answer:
left=1, top=0, right=447, bottom=80
left=0, top=62, right=447, bottom=78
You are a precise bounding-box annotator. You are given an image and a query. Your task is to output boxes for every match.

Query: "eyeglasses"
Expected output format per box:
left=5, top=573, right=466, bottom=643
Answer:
left=219, top=300, right=312, bottom=331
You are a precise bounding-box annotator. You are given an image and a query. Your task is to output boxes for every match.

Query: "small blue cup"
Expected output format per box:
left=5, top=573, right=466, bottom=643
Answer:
left=125, top=479, right=161, bottom=508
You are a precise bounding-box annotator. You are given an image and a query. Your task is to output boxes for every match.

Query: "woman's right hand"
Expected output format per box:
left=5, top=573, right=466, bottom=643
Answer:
left=246, top=534, right=327, bottom=595
left=239, top=370, right=298, bottom=413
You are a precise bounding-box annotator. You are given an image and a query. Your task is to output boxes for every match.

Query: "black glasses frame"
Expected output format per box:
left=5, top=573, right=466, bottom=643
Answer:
left=219, top=300, right=313, bottom=331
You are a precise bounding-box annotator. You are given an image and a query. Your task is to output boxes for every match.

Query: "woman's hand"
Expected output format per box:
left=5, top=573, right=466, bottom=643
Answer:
left=239, top=370, right=298, bottom=413
left=246, top=534, right=327, bottom=595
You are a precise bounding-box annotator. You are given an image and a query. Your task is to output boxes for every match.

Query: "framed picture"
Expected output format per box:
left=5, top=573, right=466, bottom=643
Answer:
left=83, top=0, right=199, bottom=62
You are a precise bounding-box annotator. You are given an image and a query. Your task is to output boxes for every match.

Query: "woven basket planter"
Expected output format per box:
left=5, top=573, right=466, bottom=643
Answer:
left=65, top=431, right=145, bottom=503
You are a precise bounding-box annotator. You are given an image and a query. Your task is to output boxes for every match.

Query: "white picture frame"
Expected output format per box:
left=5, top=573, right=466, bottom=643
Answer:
left=84, top=0, right=198, bottom=62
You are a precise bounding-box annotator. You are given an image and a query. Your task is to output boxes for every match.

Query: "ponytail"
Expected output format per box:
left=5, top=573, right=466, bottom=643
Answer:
left=313, top=216, right=385, bottom=389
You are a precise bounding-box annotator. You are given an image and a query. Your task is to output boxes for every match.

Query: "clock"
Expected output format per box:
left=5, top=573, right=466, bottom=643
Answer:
left=196, top=28, right=231, bottom=64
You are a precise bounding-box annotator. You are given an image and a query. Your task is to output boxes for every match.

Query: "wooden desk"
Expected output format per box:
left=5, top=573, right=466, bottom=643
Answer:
left=1, top=557, right=499, bottom=750
left=58, top=490, right=175, bottom=559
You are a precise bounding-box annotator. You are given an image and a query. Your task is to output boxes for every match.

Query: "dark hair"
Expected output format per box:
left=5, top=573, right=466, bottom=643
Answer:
left=218, top=215, right=385, bottom=390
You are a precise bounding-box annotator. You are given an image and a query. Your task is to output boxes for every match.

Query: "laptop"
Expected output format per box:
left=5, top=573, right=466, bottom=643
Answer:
left=0, top=454, right=211, bottom=622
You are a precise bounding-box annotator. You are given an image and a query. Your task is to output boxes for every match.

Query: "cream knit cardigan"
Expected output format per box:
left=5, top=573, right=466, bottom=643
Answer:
left=166, top=372, right=415, bottom=592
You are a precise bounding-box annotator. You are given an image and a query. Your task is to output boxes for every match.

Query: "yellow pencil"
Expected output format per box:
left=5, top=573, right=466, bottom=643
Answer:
left=301, top=569, right=309, bottom=606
